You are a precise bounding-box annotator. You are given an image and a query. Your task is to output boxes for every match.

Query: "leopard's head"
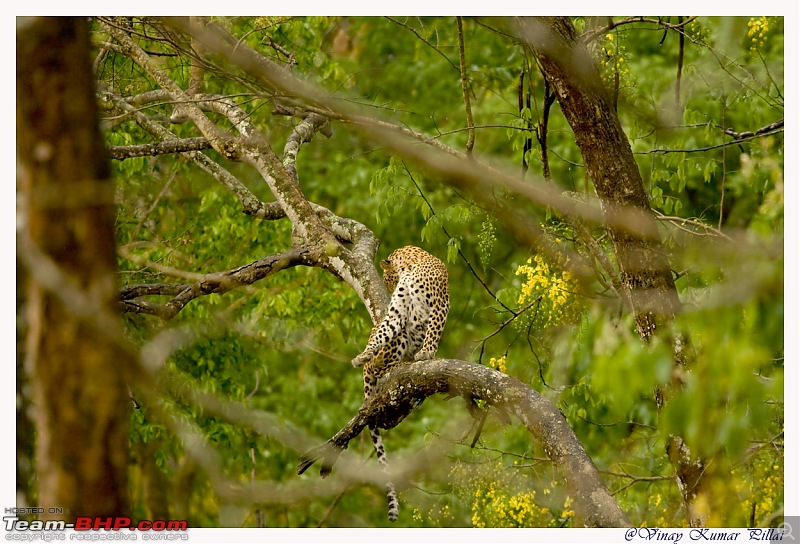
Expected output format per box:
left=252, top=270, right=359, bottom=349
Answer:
left=380, top=245, right=430, bottom=293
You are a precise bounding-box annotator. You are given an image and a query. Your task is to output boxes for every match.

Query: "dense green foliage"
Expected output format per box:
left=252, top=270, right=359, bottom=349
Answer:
left=95, top=17, right=783, bottom=527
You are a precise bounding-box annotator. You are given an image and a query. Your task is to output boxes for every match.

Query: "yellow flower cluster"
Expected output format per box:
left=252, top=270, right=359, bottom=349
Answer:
left=489, top=355, right=507, bottom=373
left=411, top=503, right=454, bottom=525
left=637, top=491, right=688, bottom=528
left=515, top=255, right=576, bottom=326
left=471, top=482, right=549, bottom=528
left=560, top=496, right=575, bottom=520
left=687, top=18, right=711, bottom=42
left=598, top=33, right=630, bottom=88
left=747, top=17, right=770, bottom=53
left=730, top=441, right=783, bottom=526
left=753, top=467, right=782, bottom=522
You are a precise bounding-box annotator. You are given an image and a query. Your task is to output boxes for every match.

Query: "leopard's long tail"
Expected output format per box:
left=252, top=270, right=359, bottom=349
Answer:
left=369, top=426, right=399, bottom=522
left=364, top=360, right=399, bottom=522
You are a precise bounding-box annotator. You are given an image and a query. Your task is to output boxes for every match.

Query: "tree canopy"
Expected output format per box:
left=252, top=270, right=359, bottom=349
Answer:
left=16, top=16, right=785, bottom=530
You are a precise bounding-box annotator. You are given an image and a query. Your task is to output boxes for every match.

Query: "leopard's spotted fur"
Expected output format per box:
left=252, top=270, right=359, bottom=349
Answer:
left=351, top=246, right=450, bottom=521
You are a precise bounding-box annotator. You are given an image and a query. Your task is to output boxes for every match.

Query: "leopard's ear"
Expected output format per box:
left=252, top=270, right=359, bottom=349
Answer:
left=380, top=258, right=390, bottom=270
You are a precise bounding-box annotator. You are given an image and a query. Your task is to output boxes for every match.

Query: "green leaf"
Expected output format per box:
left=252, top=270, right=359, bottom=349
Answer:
left=446, top=236, right=460, bottom=263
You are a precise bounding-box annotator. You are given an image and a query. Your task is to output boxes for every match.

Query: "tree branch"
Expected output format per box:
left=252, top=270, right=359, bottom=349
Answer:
left=108, top=137, right=212, bottom=159
left=101, top=20, right=335, bottom=246
left=298, top=358, right=632, bottom=528
left=120, top=247, right=318, bottom=320
left=722, top=118, right=784, bottom=140
left=456, top=17, right=475, bottom=155
left=100, top=85, right=386, bottom=326
left=641, top=125, right=784, bottom=155
left=99, top=87, right=272, bottom=218
left=282, top=113, right=332, bottom=183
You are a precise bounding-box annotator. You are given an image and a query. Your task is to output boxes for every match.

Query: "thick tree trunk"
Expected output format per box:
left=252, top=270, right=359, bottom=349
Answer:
left=17, top=17, right=130, bottom=520
left=521, top=16, right=706, bottom=527
left=520, top=17, right=681, bottom=338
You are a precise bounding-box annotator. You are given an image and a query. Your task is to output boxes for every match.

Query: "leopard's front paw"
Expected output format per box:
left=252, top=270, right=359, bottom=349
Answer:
left=414, top=350, right=436, bottom=361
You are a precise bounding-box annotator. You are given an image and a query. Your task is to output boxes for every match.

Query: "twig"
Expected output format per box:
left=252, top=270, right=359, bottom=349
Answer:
left=722, top=118, right=784, bottom=140
left=601, top=464, right=673, bottom=496
left=384, top=17, right=459, bottom=72
left=638, top=128, right=784, bottom=155
left=517, top=69, right=535, bottom=178
left=654, top=211, right=734, bottom=242
left=130, top=167, right=175, bottom=241
left=316, top=487, right=349, bottom=527
left=537, top=76, right=556, bottom=181
left=466, top=444, right=550, bottom=463
left=600, top=469, right=672, bottom=482
left=477, top=298, right=539, bottom=345
left=456, top=17, right=475, bottom=155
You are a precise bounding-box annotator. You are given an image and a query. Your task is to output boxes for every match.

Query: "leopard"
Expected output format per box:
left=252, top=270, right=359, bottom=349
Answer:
left=351, top=245, right=450, bottom=521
